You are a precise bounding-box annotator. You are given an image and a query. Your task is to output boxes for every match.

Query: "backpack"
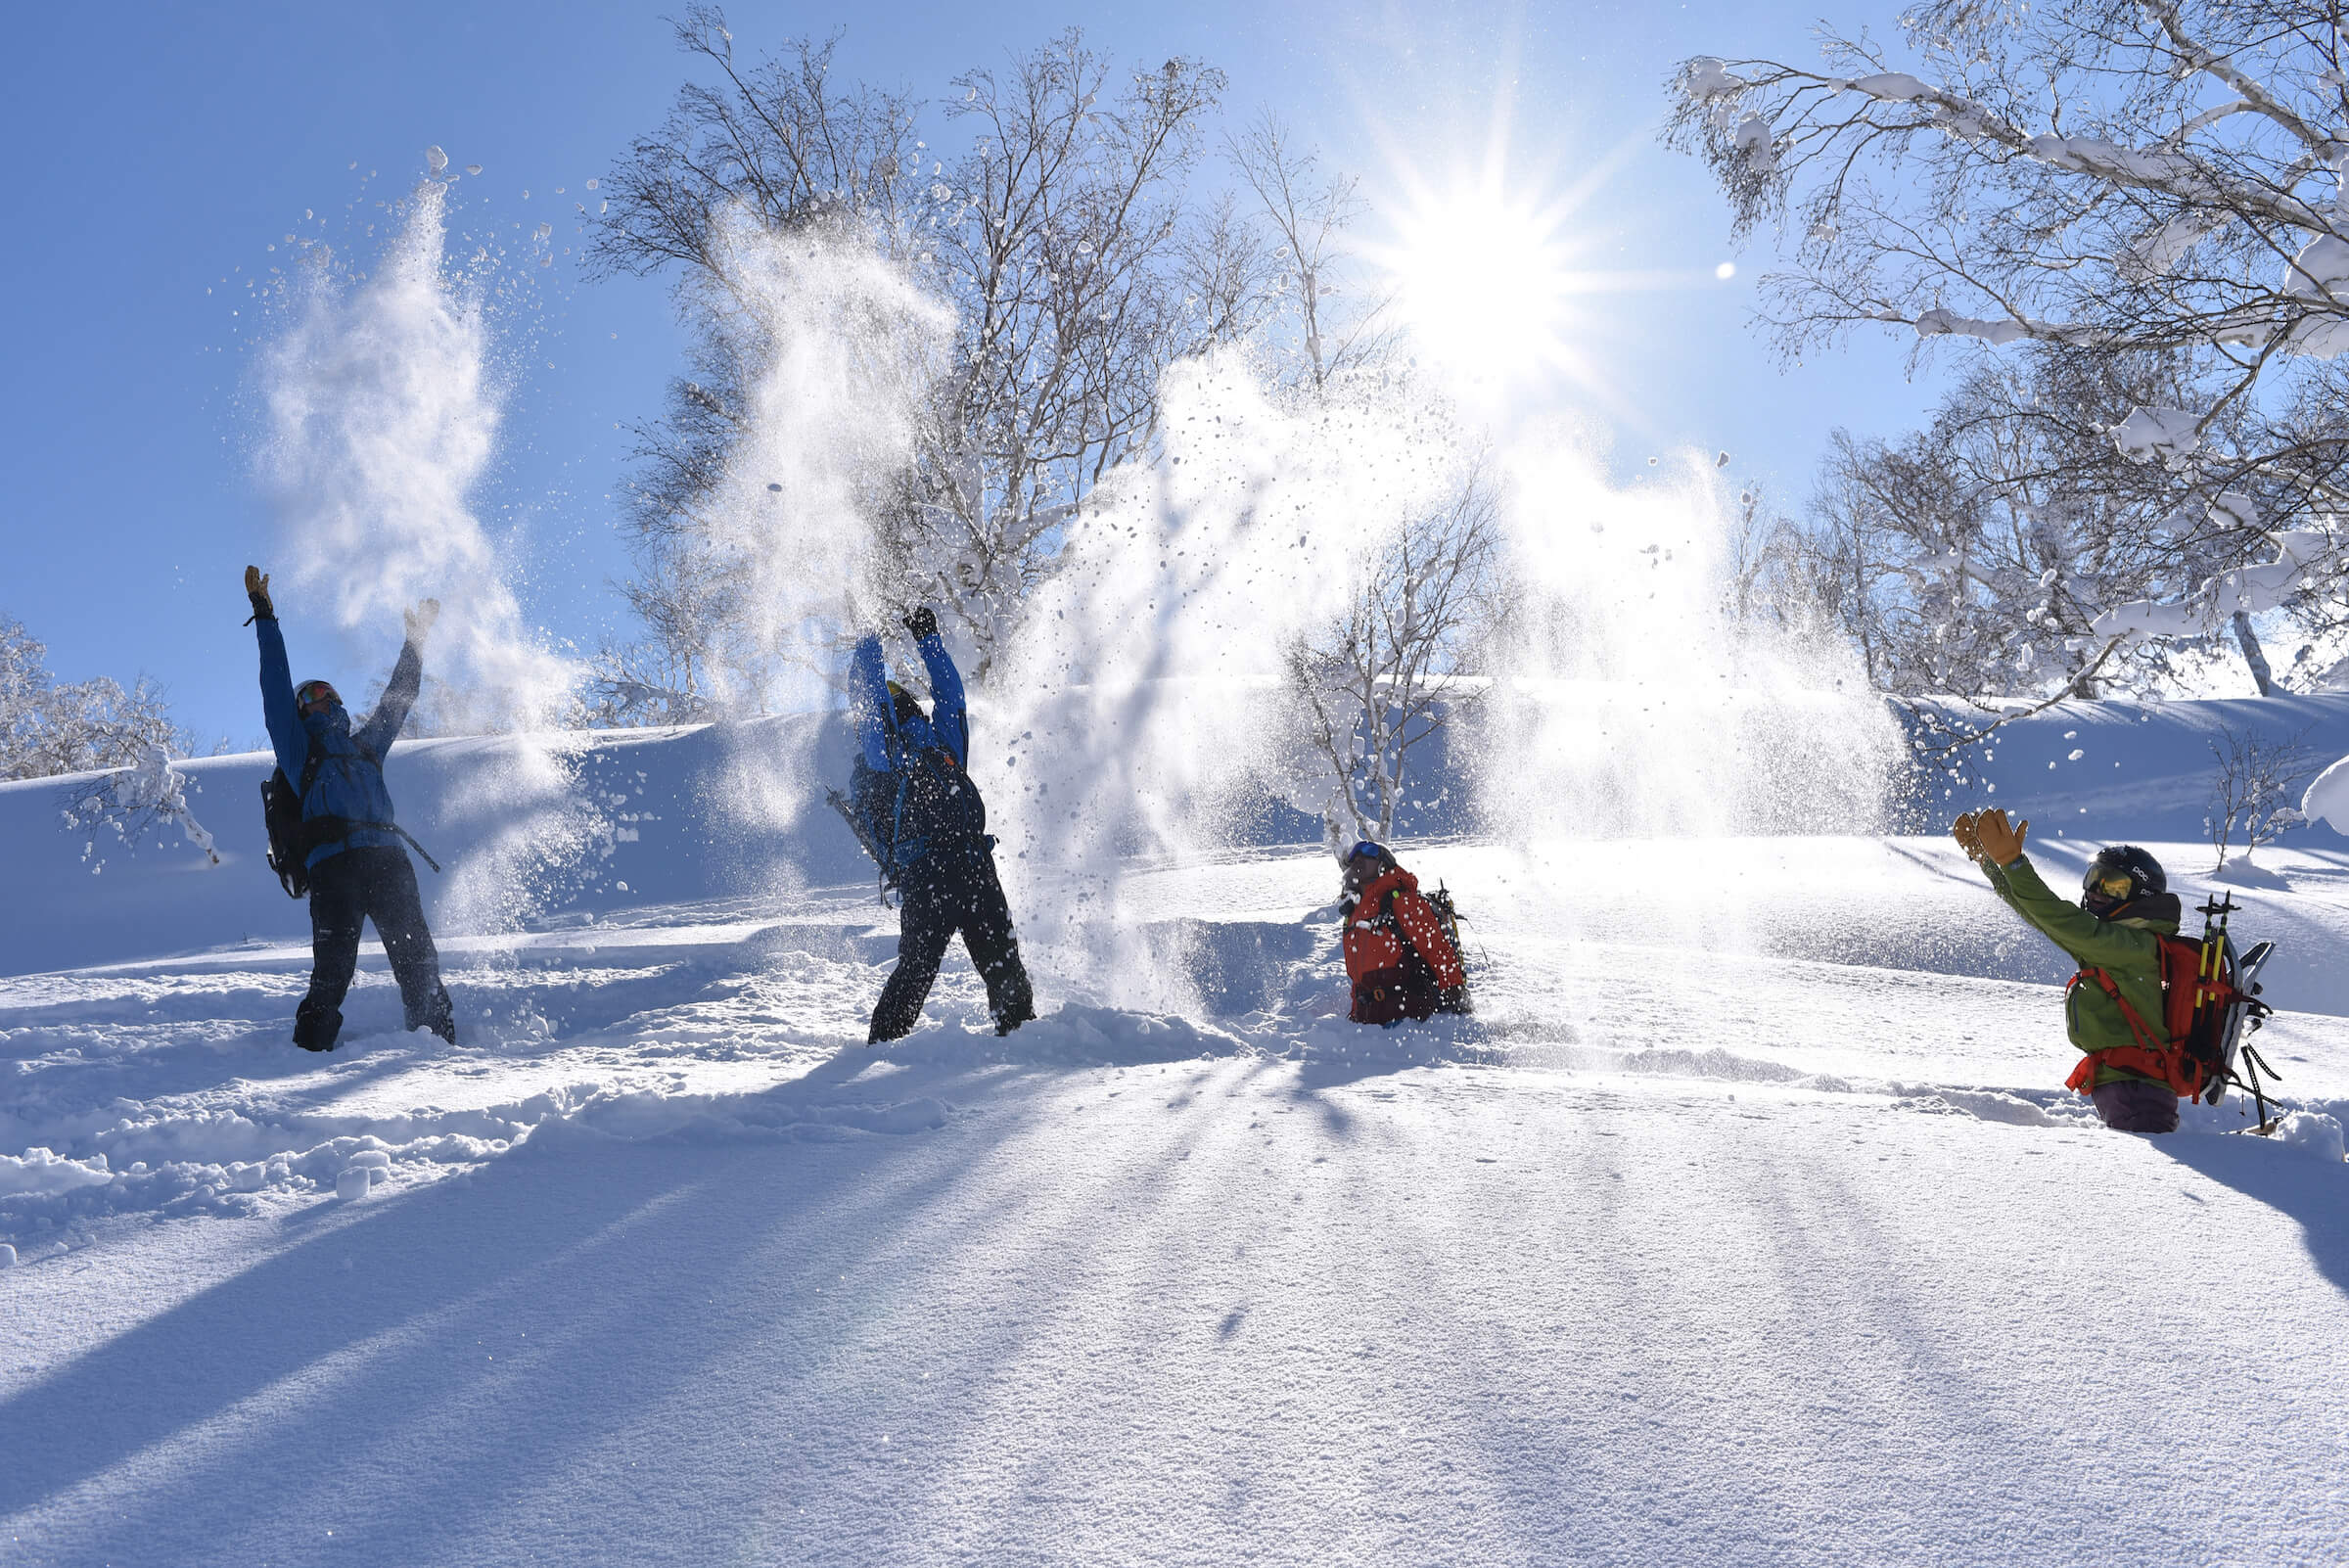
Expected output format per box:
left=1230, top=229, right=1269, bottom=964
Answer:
left=258, top=737, right=438, bottom=899
left=2066, top=933, right=2253, bottom=1100
left=1424, top=884, right=1471, bottom=990
left=848, top=734, right=986, bottom=879
left=1352, top=880, right=1473, bottom=1022
left=260, top=766, right=312, bottom=899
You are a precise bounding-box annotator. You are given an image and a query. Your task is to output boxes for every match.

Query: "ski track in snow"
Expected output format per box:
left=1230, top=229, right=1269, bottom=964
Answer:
left=5, top=839, right=2349, bottom=1564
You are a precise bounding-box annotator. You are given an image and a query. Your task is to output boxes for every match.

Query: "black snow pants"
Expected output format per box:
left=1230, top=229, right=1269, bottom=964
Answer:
left=294, top=845, right=456, bottom=1051
left=868, top=841, right=1036, bottom=1043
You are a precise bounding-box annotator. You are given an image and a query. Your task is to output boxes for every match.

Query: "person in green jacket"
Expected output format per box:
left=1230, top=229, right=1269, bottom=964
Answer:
left=1953, top=807, right=2184, bottom=1133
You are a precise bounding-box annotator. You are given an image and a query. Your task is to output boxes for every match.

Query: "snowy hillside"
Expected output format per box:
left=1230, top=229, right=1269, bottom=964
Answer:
left=1900, top=689, right=2349, bottom=840
left=4, top=697, right=2348, bottom=1567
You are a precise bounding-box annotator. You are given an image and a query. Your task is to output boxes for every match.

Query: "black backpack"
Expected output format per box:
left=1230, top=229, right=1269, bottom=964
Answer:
left=258, top=738, right=438, bottom=899
left=848, top=733, right=987, bottom=877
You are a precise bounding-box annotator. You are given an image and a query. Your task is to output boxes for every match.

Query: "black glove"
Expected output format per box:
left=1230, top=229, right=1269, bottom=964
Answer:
left=902, top=605, right=938, bottom=641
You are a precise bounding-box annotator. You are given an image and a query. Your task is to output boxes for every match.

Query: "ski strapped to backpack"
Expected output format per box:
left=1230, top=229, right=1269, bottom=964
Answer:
left=2063, top=893, right=2273, bottom=1110
left=259, top=736, right=441, bottom=899
left=1422, top=881, right=1474, bottom=1014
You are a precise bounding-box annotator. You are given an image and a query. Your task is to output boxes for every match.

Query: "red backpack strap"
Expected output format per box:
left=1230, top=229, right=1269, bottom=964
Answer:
left=2067, top=967, right=2202, bottom=1098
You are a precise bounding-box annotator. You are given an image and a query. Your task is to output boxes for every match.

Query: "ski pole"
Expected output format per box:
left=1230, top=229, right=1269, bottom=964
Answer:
left=2240, top=1041, right=2282, bottom=1134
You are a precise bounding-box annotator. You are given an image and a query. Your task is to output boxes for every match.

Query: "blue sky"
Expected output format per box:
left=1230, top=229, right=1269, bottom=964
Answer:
left=2, top=0, right=1945, bottom=745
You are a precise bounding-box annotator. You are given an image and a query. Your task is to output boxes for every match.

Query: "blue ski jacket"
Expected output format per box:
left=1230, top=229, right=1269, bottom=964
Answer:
left=849, top=631, right=970, bottom=770
left=256, top=617, right=423, bottom=868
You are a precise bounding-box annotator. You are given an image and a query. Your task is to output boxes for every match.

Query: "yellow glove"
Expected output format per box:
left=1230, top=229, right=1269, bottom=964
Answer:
left=1951, top=810, right=1984, bottom=862
left=243, top=565, right=275, bottom=622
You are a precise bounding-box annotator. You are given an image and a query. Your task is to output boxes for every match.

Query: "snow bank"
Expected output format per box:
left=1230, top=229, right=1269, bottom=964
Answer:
left=2273, top=1109, right=2345, bottom=1163
left=1897, top=690, right=2349, bottom=842
left=2212, top=854, right=2292, bottom=890
left=2303, top=753, right=2349, bottom=831
left=0, top=1147, right=114, bottom=1197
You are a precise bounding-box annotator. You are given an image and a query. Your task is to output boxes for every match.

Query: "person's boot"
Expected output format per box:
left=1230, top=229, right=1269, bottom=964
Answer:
left=292, top=997, right=342, bottom=1053
left=408, top=986, right=458, bottom=1046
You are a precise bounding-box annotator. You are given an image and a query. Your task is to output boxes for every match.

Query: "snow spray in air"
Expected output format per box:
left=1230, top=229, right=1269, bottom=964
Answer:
left=979, top=371, right=1902, bottom=1009
left=256, top=171, right=593, bottom=936
left=1470, top=434, right=1900, bottom=841
left=978, top=353, right=1490, bottom=1009
left=643, top=215, right=955, bottom=857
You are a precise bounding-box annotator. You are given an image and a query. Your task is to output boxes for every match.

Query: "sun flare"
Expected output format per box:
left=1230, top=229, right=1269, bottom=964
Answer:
left=1364, top=126, right=1712, bottom=427
left=1381, top=180, right=1577, bottom=392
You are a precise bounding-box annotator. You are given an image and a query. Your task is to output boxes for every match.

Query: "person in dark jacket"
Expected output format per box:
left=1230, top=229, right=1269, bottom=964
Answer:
left=1954, top=807, right=2182, bottom=1132
left=850, top=606, right=1035, bottom=1042
left=246, top=565, right=455, bottom=1051
left=1339, top=841, right=1470, bottom=1025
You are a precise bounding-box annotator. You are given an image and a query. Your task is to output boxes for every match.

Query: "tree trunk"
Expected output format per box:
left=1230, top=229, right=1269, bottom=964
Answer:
left=2233, top=610, right=2275, bottom=697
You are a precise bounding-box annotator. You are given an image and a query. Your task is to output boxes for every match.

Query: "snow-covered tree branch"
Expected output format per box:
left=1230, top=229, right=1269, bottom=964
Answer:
left=2, top=616, right=202, bottom=782
left=1669, top=0, right=2349, bottom=676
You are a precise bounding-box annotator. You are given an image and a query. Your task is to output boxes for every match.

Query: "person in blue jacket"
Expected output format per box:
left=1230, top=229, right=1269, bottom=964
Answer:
left=849, top=605, right=1035, bottom=1042
left=245, top=565, right=455, bottom=1051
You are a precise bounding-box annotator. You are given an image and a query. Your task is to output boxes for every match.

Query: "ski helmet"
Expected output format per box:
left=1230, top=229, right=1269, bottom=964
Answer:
left=2083, top=844, right=2165, bottom=915
left=1342, top=840, right=1397, bottom=893
left=295, top=679, right=342, bottom=715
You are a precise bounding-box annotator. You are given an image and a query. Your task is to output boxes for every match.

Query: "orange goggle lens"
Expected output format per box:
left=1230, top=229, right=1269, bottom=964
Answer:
left=2089, top=870, right=2135, bottom=900
left=296, top=681, right=339, bottom=712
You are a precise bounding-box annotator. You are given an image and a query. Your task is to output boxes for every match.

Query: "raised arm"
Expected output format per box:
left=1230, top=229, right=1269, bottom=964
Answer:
left=247, top=568, right=307, bottom=780
left=357, top=599, right=437, bottom=756
left=1981, top=852, right=2157, bottom=971
left=849, top=634, right=893, bottom=771
left=908, top=610, right=967, bottom=764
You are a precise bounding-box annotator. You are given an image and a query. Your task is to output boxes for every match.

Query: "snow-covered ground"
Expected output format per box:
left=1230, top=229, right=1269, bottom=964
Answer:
left=5, top=703, right=2348, bottom=1566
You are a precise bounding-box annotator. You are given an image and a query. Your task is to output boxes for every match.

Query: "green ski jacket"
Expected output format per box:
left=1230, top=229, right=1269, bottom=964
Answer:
left=1980, top=852, right=2177, bottom=1088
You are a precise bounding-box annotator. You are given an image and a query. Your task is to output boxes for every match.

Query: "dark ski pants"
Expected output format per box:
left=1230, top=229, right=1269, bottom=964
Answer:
left=869, top=845, right=1035, bottom=1043
left=2092, top=1077, right=2180, bottom=1133
left=295, top=846, right=455, bottom=1051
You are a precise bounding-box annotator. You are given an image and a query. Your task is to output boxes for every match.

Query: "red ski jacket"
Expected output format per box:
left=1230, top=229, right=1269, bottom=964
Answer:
left=1343, top=868, right=1467, bottom=992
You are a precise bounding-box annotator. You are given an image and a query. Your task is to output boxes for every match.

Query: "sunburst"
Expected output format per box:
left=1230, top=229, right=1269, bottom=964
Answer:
left=1365, top=129, right=1716, bottom=427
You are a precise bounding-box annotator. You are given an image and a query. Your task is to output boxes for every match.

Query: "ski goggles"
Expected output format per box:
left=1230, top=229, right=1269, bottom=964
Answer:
left=295, top=679, right=342, bottom=715
left=2085, top=868, right=2137, bottom=903
left=1347, top=841, right=1387, bottom=863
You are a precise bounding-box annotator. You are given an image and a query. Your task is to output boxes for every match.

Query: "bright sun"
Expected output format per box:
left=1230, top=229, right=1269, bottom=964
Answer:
left=1380, top=180, right=1577, bottom=392
left=1367, top=132, right=1705, bottom=422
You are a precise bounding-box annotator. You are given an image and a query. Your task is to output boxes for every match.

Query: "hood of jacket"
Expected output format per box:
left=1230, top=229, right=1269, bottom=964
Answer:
left=1348, top=866, right=1420, bottom=914
left=2106, top=890, right=2183, bottom=932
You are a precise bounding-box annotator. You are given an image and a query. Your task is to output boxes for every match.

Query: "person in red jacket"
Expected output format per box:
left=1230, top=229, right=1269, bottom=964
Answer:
left=1340, top=841, right=1470, bottom=1025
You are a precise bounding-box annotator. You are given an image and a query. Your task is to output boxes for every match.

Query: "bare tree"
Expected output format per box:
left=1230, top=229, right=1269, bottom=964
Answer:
left=1668, top=1, right=2349, bottom=663
left=584, top=16, right=923, bottom=717
left=900, top=35, right=1231, bottom=674
left=588, top=12, right=1234, bottom=701
left=1807, top=346, right=2276, bottom=693
left=1224, top=112, right=1397, bottom=392
left=1286, top=458, right=1501, bottom=846
left=2205, top=720, right=2323, bottom=865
